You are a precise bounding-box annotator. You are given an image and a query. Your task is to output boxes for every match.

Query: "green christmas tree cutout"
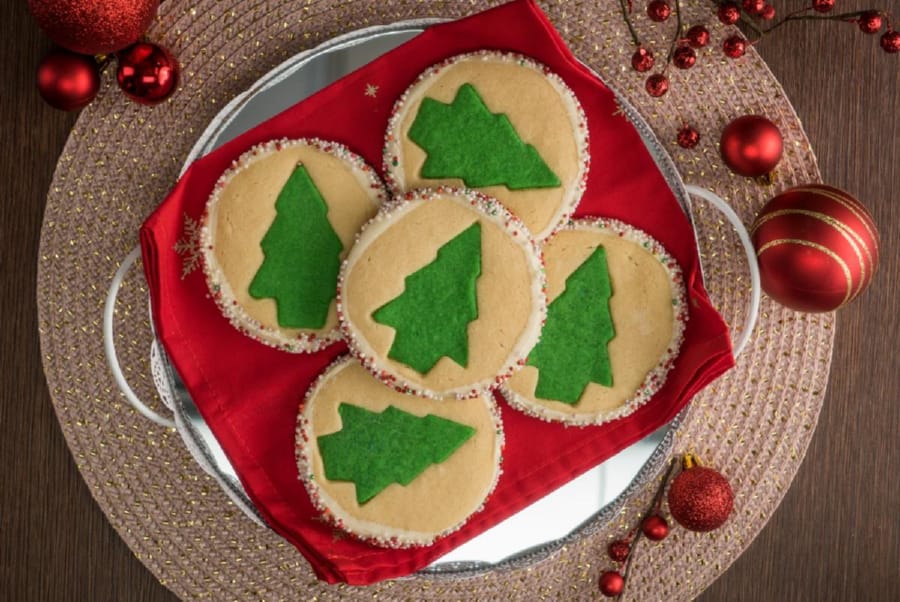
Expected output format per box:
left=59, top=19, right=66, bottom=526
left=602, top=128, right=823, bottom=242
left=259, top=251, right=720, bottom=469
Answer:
left=249, top=163, right=343, bottom=329
left=372, top=222, right=482, bottom=374
left=408, top=83, right=561, bottom=190
left=527, top=246, right=616, bottom=404
left=317, top=403, right=476, bottom=504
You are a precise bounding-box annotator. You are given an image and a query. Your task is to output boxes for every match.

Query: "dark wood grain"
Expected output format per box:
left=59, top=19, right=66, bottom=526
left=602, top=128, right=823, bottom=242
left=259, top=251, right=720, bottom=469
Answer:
left=1, top=1, right=896, bottom=600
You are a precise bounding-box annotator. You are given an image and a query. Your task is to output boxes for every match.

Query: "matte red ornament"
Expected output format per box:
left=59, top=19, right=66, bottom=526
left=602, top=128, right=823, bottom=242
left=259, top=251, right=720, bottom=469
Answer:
left=812, top=0, right=835, bottom=12
left=882, top=30, right=900, bottom=53
left=720, top=114, right=783, bottom=177
left=647, top=0, right=672, bottom=22
left=717, top=2, right=741, bottom=25
left=742, top=0, right=764, bottom=15
left=631, top=47, right=655, bottom=72
left=598, top=571, right=625, bottom=597
left=27, top=0, right=158, bottom=55
left=36, top=49, right=100, bottom=111
left=858, top=11, right=883, bottom=34
left=686, top=25, right=710, bottom=48
left=645, top=73, right=669, bottom=97
left=641, top=514, right=670, bottom=541
left=116, top=42, right=179, bottom=105
left=760, top=4, right=776, bottom=20
left=750, top=184, right=880, bottom=312
left=677, top=124, right=701, bottom=149
left=607, top=540, right=631, bottom=563
left=722, top=35, right=748, bottom=58
left=667, top=455, right=734, bottom=532
left=673, top=45, right=697, bottom=69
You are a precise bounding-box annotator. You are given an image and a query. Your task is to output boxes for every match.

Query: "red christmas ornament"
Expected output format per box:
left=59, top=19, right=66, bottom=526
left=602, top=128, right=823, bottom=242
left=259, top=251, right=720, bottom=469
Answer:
left=723, top=35, right=748, bottom=58
left=686, top=25, right=710, bottom=48
left=641, top=514, right=670, bottom=541
left=667, top=455, right=734, bottom=532
left=720, top=114, right=783, bottom=177
left=717, top=2, right=741, bottom=25
left=27, top=0, right=158, bottom=55
left=607, top=539, right=631, bottom=563
left=882, top=30, right=900, bottom=53
left=647, top=0, right=672, bottom=22
left=645, top=73, right=669, bottom=97
left=36, top=49, right=100, bottom=111
left=598, top=571, right=625, bottom=597
left=812, top=0, right=835, bottom=12
left=760, top=4, right=776, bottom=21
left=677, top=124, right=701, bottom=149
left=742, top=0, right=764, bottom=15
left=116, top=42, right=179, bottom=105
left=858, top=11, right=883, bottom=34
left=673, top=45, right=697, bottom=69
left=750, top=184, right=880, bottom=312
left=631, top=47, right=655, bottom=72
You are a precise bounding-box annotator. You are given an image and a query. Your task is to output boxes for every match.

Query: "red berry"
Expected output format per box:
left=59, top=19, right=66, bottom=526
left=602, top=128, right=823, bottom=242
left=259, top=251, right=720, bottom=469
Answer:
left=641, top=515, right=670, bottom=541
left=631, top=47, right=655, bottom=72
left=760, top=4, right=776, bottom=20
left=882, top=30, right=900, bottom=53
left=686, top=25, right=710, bottom=48
left=645, top=73, right=669, bottom=97
left=723, top=35, right=748, bottom=58
left=718, top=2, right=741, bottom=25
left=607, top=539, right=631, bottom=562
left=742, top=0, right=764, bottom=15
left=812, top=0, right=835, bottom=13
left=647, top=0, right=672, bottom=22
left=673, top=45, right=697, bottom=69
left=858, top=11, right=883, bottom=34
left=598, top=571, right=625, bottom=597
left=677, top=124, right=701, bottom=148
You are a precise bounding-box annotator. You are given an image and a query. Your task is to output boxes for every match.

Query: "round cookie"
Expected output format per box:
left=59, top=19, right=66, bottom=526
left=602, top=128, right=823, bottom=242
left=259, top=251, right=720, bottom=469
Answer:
left=338, top=187, right=546, bottom=399
left=502, top=219, right=688, bottom=425
left=201, top=138, right=386, bottom=352
left=296, top=357, right=504, bottom=547
left=384, top=50, right=589, bottom=240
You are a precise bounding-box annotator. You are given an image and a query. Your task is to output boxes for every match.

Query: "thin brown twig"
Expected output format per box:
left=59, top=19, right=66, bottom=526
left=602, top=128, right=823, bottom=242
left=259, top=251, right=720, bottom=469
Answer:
left=665, top=0, right=685, bottom=66
left=618, top=0, right=642, bottom=46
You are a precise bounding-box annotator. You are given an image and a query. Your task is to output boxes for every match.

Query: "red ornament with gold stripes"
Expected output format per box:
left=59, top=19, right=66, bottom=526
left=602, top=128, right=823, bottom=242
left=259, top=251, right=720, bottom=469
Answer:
left=751, top=184, right=880, bottom=312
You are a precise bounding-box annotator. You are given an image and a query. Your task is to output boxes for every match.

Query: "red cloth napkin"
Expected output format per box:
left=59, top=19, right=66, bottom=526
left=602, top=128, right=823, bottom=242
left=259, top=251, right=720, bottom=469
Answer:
left=140, top=0, right=734, bottom=585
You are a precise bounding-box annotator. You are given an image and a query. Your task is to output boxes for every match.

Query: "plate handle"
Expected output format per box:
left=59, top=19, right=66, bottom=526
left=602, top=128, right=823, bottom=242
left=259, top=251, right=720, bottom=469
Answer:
left=103, top=246, right=176, bottom=428
left=684, top=185, right=761, bottom=357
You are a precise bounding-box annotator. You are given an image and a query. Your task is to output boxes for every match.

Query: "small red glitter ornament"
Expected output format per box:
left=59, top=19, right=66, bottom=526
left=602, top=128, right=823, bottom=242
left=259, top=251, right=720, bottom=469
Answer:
left=677, top=124, right=700, bottom=148
left=36, top=49, right=100, bottom=111
left=598, top=571, right=625, bottom=597
left=641, top=515, right=670, bottom=541
left=607, top=539, right=630, bottom=563
left=673, top=45, right=697, bottom=69
left=882, top=30, right=900, bottom=53
left=723, top=35, right=748, bottom=58
left=742, top=0, right=764, bottom=15
left=720, top=114, right=783, bottom=177
left=645, top=73, right=669, bottom=97
left=631, top=47, right=655, bottom=72
left=647, top=0, right=672, bottom=22
left=667, top=454, right=734, bottom=532
left=812, top=0, right=835, bottom=13
left=116, top=42, right=179, bottom=105
left=750, top=184, right=880, bottom=312
left=686, top=25, right=710, bottom=48
left=27, top=0, right=158, bottom=55
left=717, top=2, right=741, bottom=25
left=858, top=11, right=883, bottom=34
left=760, top=4, right=776, bottom=20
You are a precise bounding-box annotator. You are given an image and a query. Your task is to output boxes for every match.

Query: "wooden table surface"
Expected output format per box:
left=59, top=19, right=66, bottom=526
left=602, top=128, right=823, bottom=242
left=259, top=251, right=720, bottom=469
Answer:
left=1, top=1, right=897, bottom=600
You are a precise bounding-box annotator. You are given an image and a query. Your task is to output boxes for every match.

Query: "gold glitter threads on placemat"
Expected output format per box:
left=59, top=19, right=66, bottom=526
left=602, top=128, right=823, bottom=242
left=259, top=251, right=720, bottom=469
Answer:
left=36, top=0, right=832, bottom=600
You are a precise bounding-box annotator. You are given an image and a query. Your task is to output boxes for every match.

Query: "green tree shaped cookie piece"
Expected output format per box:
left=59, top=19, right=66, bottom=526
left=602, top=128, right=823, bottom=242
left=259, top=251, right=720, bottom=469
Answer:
left=408, top=83, right=561, bottom=190
left=527, top=246, right=616, bottom=404
left=317, top=403, right=476, bottom=504
left=248, top=163, right=343, bottom=329
left=372, top=222, right=482, bottom=374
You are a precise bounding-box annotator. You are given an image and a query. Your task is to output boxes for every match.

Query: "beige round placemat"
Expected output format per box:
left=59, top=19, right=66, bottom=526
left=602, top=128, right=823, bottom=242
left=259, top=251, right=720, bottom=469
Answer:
left=37, top=1, right=831, bottom=599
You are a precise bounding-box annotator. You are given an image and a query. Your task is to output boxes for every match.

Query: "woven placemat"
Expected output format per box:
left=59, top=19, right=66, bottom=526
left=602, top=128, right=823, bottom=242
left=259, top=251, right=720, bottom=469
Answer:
left=37, top=1, right=832, bottom=599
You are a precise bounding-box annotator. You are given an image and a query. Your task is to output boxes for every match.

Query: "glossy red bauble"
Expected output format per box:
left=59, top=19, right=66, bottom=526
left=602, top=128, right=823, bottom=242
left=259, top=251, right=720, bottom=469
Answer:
left=598, top=571, right=625, bottom=597
left=36, top=49, right=100, bottom=111
left=882, top=30, right=900, bottom=53
left=116, top=42, right=179, bottom=105
left=673, top=45, right=697, bottom=69
left=717, top=2, right=741, bottom=25
left=686, top=25, right=710, bottom=48
left=742, top=0, right=764, bottom=15
left=645, top=73, right=669, bottom=97
left=607, top=539, right=631, bottom=563
left=720, top=114, right=783, bottom=177
left=751, top=185, right=880, bottom=312
left=812, top=0, right=835, bottom=12
left=27, top=0, right=158, bottom=55
left=668, top=464, right=734, bottom=532
left=858, top=11, right=883, bottom=34
left=631, top=47, right=655, bottom=72
left=677, top=124, right=701, bottom=149
left=723, top=35, right=748, bottom=58
left=647, top=0, right=672, bottom=22
left=641, top=515, right=670, bottom=541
